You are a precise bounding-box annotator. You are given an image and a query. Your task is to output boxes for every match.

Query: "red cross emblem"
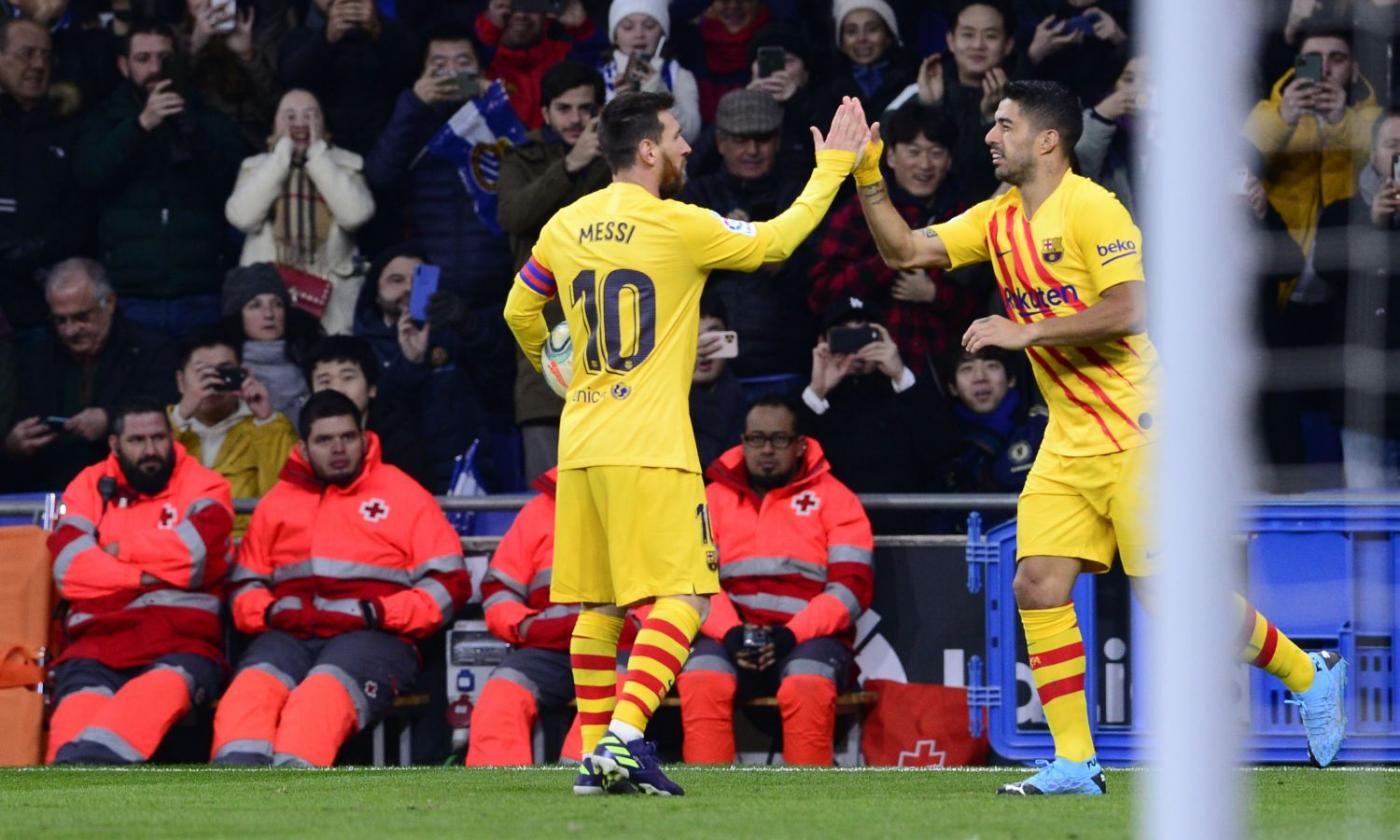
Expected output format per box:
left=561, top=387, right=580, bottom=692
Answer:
left=791, top=491, right=821, bottom=517
left=157, top=503, right=178, bottom=529
left=359, top=498, right=390, bottom=523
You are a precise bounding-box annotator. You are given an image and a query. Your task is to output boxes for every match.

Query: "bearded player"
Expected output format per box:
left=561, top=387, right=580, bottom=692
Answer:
left=504, top=92, right=870, bottom=795
left=849, top=80, right=1347, bottom=795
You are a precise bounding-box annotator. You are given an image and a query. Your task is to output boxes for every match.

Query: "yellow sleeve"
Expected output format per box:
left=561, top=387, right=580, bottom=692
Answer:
left=504, top=246, right=557, bottom=373
left=677, top=149, right=855, bottom=273
left=1073, top=189, right=1145, bottom=293
left=929, top=198, right=996, bottom=270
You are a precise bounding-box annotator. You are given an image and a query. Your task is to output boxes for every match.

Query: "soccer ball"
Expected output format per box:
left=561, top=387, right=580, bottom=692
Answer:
left=541, top=321, right=572, bottom=398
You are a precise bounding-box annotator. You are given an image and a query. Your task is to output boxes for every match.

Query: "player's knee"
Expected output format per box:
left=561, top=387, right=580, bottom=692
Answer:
left=1012, top=564, right=1069, bottom=609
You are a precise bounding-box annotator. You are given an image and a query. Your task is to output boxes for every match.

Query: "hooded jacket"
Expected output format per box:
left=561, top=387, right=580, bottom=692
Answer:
left=1245, top=66, right=1381, bottom=255
left=48, top=442, right=234, bottom=669
left=229, top=432, right=470, bottom=642
left=480, top=468, right=578, bottom=650
left=700, top=438, right=874, bottom=645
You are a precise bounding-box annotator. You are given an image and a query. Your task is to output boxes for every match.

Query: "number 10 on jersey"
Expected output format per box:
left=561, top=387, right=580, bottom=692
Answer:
left=569, top=269, right=657, bottom=374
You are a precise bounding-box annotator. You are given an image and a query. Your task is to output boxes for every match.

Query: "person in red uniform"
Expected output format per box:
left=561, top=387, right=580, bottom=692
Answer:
left=46, top=397, right=234, bottom=765
left=466, top=467, right=638, bottom=766
left=212, top=390, right=471, bottom=767
left=677, top=396, right=874, bottom=766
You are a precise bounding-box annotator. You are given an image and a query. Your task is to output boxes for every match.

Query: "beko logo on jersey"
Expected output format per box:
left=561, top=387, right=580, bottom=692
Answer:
left=1096, top=239, right=1138, bottom=265
left=1003, top=285, right=1080, bottom=312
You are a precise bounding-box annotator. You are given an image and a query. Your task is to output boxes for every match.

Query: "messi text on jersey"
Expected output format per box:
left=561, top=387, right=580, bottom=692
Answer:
left=578, top=220, right=639, bottom=245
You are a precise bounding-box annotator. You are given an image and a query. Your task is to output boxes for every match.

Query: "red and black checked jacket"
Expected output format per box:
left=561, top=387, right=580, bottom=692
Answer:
left=809, top=184, right=979, bottom=366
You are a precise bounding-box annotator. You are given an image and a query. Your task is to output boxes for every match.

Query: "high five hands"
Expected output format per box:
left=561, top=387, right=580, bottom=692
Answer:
left=812, top=96, right=880, bottom=172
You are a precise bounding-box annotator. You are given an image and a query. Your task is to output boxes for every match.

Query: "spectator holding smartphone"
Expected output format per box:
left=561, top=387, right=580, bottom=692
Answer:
left=599, top=0, right=700, bottom=142
left=1015, top=1, right=1131, bottom=102
left=743, top=26, right=819, bottom=163
left=1075, top=54, right=1146, bottom=216
left=168, top=327, right=297, bottom=521
left=690, top=292, right=746, bottom=472
left=476, top=0, right=600, bottom=130
left=2, top=258, right=178, bottom=492
left=226, top=88, right=375, bottom=335
left=176, top=0, right=281, bottom=150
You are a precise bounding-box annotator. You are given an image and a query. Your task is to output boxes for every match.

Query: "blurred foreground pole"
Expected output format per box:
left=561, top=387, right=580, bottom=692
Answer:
left=1140, top=0, right=1255, bottom=838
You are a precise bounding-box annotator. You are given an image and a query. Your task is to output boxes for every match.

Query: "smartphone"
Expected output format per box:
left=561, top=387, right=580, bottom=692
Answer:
left=1391, top=152, right=1399, bottom=184
left=1295, top=53, right=1323, bottom=83
left=623, top=52, right=649, bottom=84
left=828, top=325, right=880, bottom=355
left=156, top=52, right=189, bottom=97
left=742, top=625, right=771, bottom=653
left=43, top=416, right=71, bottom=432
left=703, top=330, right=739, bottom=359
left=1062, top=14, right=1095, bottom=37
left=452, top=70, right=480, bottom=99
left=757, top=45, right=786, bottom=79
left=211, top=363, right=246, bottom=392
left=1232, top=167, right=1252, bottom=196
left=409, top=264, right=441, bottom=323
left=510, top=0, right=565, bottom=14
left=210, top=0, right=236, bottom=33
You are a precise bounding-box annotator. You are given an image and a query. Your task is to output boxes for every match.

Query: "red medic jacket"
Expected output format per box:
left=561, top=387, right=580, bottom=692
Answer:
left=701, top=439, right=875, bottom=645
left=48, top=443, right=234, bottom=669
left=228, top=432, right=470, bottom=641
left=480, top=469, right=578, bottom=651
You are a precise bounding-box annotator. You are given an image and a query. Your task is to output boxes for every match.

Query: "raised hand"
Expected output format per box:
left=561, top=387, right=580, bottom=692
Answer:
left=813, top=96, right=871, bottom=162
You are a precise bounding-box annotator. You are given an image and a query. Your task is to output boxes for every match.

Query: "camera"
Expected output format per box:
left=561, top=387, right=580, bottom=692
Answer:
left=211, top=363, right=246, bottom=393
left=742, top=625, right=771, bottom=653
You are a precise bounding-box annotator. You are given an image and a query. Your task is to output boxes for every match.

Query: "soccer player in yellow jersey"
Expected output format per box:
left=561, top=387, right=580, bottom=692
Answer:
left=504, top=91, right=870, bottom=795
left=850, top=80, right=1348, bottom=795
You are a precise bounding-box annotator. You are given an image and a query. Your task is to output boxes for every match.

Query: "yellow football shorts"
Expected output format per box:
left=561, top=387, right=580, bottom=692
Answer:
left=1016, top=444, right=1154, bottom=576
left=552, top=465, right=720, bottom=607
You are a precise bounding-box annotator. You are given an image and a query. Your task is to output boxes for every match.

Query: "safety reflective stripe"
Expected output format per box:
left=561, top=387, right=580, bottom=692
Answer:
left=728, top=592, right=808, bottom=616
left=71, top=726, right=144, bottom=762
left=125, top=590, right=221, bottom=615
left=268, top=596, right=303, bottom=617
left=228, top=563, right=269, bottom=585
left=535, top=604, right=580, bottom=620
left=67, top=686, right=114, bottom=698
left=57, top=514, right=97, bottom=534
left=248, top=662, right=299, bottom=691
left=824, top=582, right=861, bottom=624
left=214, top=739, right=273, bottom=760
left=482, top=568, right=527, bottom=597
left=230, top=580, right=269, bottom=600
left=528, top=568, right=552, bottom=594
left=174, top=519, right=208, bottom=589
left=491, top=666, right=541, bottom=698
left=828, top=544, right=873, bottom=567
left=482, top=590, right=523, bottom=610
left=417, top=578, right=455, bottom=622
left=307, top=663, right=370, bottom=729
left=410, top=554, right=464, bottom=582
left=67, top=611, right=95, bottom=629
left=151, top=662, right=197, bottom=703
left=719, top=556, right=827, bottom=583
left=684, top=654, right=736, bottom=676
left=273, top=558, right=412, bottom=586
left=272, top=753, right=316, bottom=768
left=780, top=658, right=837, bottom=682
left=311, top=596, right=365, bottom=620
left=53, top=533, right=99, bottom=587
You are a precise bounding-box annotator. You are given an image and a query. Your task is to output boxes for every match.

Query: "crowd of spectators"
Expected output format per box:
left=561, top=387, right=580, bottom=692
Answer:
left=3, top=0, right=1399, bottom=507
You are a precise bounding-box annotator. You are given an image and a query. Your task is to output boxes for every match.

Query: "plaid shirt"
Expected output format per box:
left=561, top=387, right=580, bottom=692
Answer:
left=809, top=182, right=978, bottom=368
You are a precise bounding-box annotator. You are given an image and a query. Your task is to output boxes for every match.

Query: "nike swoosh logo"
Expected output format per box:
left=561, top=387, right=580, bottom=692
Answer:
left=996, top=249, right=1011, bottom=257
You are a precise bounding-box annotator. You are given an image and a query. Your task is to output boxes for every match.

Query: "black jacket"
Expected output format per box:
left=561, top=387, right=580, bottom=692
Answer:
left=690, top=368, right=748, bottom=473
left=4, top=315, right=179, bottom=491
left=680, top=166, right=819, bottom=378
left=0, top=94, right=91, bottom=329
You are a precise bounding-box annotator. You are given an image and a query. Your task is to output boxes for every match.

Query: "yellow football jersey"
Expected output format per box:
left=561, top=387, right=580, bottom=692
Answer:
left=522, top=182, right=787, bottom=472
left=932, top=172, right=1158, bottom=457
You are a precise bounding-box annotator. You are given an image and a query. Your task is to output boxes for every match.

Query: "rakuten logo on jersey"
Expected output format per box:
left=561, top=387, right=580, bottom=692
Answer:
left=1096, top=239, right=1138, bottom=264
left=1003, top=285, right=1080, bottom=314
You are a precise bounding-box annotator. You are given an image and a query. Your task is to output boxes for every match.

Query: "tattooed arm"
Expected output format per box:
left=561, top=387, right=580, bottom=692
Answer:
left=855, top=179, right=954, bottom=270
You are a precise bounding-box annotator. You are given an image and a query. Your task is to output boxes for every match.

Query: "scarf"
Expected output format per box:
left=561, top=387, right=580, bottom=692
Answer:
left=271, top=156, right=333, bottom=272
left=242, top=339, right=310, bottom=428
left=852, top=60, right=889, bottom=99
left=954, top=388, right=1022, bottom=452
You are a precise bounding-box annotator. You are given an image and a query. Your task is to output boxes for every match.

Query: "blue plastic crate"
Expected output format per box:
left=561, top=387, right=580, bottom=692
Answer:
left=966, top=502, right=1400, bottom=765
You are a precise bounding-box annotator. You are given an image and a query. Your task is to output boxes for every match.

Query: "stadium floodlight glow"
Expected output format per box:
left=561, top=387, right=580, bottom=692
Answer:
left=1141, top=0, right=1256, bottom=838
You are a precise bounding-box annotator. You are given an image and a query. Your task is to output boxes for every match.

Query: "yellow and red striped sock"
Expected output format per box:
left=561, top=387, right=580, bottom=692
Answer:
left=570, top=610, right=625, bottom=755
left=612, top=598, right=701, bottom=736
left=1235, top=594, right=1313, bottom=692
left=1022, top=603, right=1095, bottom=762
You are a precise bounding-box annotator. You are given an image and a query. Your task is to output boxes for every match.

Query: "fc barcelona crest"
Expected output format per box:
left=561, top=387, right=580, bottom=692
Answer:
left=1040, top=237, right=1064, bottom=263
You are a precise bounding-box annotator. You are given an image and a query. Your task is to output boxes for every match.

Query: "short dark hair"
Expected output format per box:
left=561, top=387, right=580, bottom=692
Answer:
left=110, top=396, right=171, bottom=437
left=951, top=0, right=1013, bottom=36
left=541, top=61, right=604, bottom=110
left=699, top=289, right=728, bottom=327
left=420, top=22, right=481, bottom=65
left=179, top=326, right=240, bottom=369
left=745, top=395, right=801, bottom=432
left=305, top=335, right=381, bottom=389
left=1003, top=79, right=1082, bottom=153
left=599, top=91, right=674, bottom=172
left=123, top=19, right=177, bottom=57
left=885, top=101, right=956, bottom=151
left=0, top=15, right=47, bottom=55
left=1296, top=19, right=1354, bottom=51
left=298, top=389, right=362, bottom=441
left=939, top=344, right=1015, bottom=390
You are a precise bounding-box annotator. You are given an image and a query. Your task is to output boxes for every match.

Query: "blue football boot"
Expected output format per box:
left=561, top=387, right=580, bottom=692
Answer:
left=997, top=756, right=1107, bottom=796
left=1289, top=650, right=1348, bottom=768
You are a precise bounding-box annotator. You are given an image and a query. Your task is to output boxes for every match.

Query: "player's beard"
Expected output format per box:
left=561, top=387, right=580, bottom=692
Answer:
left=658, top=153, right=686, bottom=199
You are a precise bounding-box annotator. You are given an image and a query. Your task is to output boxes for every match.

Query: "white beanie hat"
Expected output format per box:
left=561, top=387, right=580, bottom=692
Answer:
left=832, top=0, right=901, bottom=46
left=608, top=0, right=670, bottom=41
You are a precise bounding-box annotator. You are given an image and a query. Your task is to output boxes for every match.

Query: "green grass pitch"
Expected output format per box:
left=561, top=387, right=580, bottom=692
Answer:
left=2, top=766, right=1396, bottom=839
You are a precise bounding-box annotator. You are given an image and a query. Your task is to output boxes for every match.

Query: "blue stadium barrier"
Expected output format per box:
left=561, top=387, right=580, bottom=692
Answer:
left=0, top=493, right=53, bottom=528
left=966, top=502, right=1400, bottom=765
